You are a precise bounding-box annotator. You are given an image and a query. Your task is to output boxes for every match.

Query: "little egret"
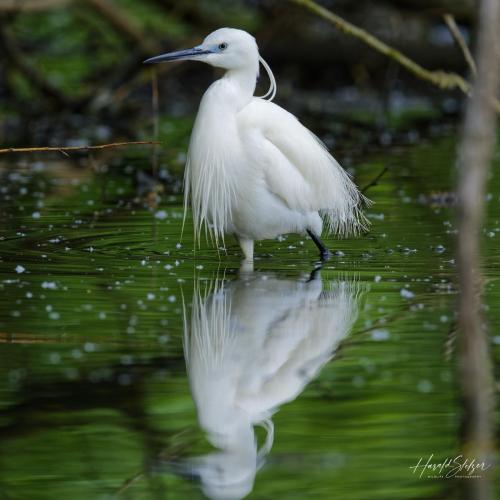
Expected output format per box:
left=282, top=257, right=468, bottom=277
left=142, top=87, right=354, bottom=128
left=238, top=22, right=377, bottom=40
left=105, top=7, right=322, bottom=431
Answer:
left=144, top=28, right=369, bottom=261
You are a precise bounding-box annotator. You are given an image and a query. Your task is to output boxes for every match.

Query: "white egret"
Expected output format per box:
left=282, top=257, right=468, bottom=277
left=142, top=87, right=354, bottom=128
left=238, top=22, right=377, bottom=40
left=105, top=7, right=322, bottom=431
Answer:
left=144, top=28, right=369, bottom=261
left=181, top=270, right=360, bottom=499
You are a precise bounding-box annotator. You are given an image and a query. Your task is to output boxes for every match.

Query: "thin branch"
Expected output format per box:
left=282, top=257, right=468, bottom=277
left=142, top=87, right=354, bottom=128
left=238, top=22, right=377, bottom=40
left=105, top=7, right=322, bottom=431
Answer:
left=361, top=166, right=388, bottom=194
left=443, top=13, right=477, bottom=76
left=0, top=141, right=160, bottom=155
left=290, top=0, right=500, bottom=113
left=0, top=0, right=70, bottom=11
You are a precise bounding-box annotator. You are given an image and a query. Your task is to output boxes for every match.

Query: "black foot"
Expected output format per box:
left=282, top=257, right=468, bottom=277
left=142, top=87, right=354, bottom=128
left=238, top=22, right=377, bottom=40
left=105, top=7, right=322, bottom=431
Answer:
left=307, top=230, right=330, bottom=261
left=307, top=262, right=324, bottom=282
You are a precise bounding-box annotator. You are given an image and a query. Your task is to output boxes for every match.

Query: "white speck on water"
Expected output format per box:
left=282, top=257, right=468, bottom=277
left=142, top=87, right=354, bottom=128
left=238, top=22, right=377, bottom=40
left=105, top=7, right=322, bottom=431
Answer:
left=175, top=260, right=180, bottom=266
left=371, top=329, right=390, bottom=341
left=168, top=295, right=176, bottom=303
left=49, top=352, right=61, bottom=364
left=196, top=265, right=203, bottom=270
left=176, top=243, right=182, bottom=249
left=147, top=293, right=155, bottom=300
left=84, top=342, right=96, bottom=352
left=158, top=334, right=169, bottom=344
left=49, top=311, right=60, bottom=320
left=492, top=335, right=500, bottom=345
left=440, top=315, right=449, bottom=323
left=42, top=281, right=58, bottom=290
left=417, top=380, right=433, bottom=393
left=434, top=245, right=445, bottom=253
left=374, top=275, right=382, bottom=282
left=15, top=265, right=25, bottom=274
left=141, top=260, right=146, bottom=266
left=121, top=355, right=134, bottom=365
left=154, top=210, right=167, bottom=220
left=400, top=288, right=415, bottom=299
left=72, top=349, right=83, bottom=359
left=352, top=375, right=365, bottom=387
left=98, top=312, right=106, bottom=320
left=26, top=292, right=33, bottom=298
left=164, top=264, right=173, bottom=270
left=32, top=211, right=41, bottom=219
left=368, top=213, right=385, bottom=220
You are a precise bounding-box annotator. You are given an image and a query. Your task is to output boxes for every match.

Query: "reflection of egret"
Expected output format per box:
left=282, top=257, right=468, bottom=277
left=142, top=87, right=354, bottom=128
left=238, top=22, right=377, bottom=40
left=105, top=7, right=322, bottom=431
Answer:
left=182, top=270, right=360, bottom=499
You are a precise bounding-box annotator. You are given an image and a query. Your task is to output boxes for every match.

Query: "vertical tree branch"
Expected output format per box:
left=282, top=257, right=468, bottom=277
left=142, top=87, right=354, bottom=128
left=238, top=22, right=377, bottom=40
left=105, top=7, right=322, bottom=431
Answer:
left=456, top=0, right=499, bottom=499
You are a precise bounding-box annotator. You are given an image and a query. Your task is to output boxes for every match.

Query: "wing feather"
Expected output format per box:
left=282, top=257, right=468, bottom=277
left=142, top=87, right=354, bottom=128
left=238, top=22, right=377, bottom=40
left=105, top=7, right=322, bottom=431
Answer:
left=238, top=98, right=370, bottom=236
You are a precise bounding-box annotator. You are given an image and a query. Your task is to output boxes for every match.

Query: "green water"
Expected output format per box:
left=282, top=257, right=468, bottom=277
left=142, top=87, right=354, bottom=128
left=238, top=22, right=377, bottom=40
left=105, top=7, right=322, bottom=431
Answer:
left=0, top=134, right=498, bottom=499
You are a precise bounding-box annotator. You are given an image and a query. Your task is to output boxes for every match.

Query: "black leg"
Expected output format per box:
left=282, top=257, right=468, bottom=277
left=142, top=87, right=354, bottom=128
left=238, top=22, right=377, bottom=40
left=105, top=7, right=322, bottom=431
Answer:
left=307, top=230, right=330, bottom=261
left=306, top=262, right=324, bottom=282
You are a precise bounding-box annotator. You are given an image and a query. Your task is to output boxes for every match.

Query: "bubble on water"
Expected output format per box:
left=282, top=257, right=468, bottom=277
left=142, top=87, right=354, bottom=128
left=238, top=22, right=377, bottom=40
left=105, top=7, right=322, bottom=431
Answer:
left=26, top=292, right=33, bottom=298
left=176, top=243, right=182, bottom=249
left=49, top=352, right=61, bottom=364
left=41, top=281, right=58, bottom=290
left=400, top=288, right=414, bottom=299
left=32, top=211, right=41, bottom=219
left=84, top=342, right=96, bottom=352
left=155, top=210, right=167, bottom=220
left=15, top=265, right=25, bottom=274
left=417, top=380, right=433, bottom=393
left=72, top=349, right=83, bottom=359
left=98, top=311, right=106, bottom=320
left=168, top=295, right=176, bottom=303
left=434, top=245, right=445, bottom=254
left=164, top=264, right=173, bottom=270
left=147, top=293, right=155, bottom=301
left=121, top=355, right=134, bottom=365
left=374, top=275, right=382, bottom=283
left=158, top=334, right=169, bottom=344
left=49, top=311, right=60, bottom=320
left=196, top=265, right=204, bottom=270
left=371, top=329, right=390, bottom=341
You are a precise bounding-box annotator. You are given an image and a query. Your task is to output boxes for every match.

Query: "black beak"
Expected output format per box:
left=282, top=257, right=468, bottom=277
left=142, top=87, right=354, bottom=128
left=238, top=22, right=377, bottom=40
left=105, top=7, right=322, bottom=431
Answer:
left=143, top=47, right=213, bottom=64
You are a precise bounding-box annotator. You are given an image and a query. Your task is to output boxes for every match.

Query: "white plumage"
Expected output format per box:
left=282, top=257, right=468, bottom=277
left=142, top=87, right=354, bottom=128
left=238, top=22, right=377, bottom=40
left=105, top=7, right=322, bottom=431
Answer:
left=182, top=271, right=360, bottom=499
left=145, top=28, right=369, bottom=260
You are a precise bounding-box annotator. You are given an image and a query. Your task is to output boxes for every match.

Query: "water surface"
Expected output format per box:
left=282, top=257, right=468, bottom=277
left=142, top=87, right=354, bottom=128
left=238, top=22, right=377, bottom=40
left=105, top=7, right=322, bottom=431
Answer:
left=0, top=134, right=499, bottom=499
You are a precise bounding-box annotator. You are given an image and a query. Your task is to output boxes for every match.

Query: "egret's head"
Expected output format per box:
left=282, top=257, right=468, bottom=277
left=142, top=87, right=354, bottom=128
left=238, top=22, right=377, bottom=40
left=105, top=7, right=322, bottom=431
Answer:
left=144, top=28, right=259, bottom=71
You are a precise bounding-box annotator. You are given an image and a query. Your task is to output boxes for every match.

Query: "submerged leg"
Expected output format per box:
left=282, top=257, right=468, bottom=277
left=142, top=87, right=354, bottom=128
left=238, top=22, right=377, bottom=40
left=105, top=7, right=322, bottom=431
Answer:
left=307, top=230, right=330, bottom=261
left=238, top=237, right=254, bottom=261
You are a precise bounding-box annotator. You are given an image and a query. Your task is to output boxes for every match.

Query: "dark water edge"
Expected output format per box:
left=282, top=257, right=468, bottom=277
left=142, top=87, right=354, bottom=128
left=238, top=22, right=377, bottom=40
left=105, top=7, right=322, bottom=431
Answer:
left=0, top=132, right=498, bottom=499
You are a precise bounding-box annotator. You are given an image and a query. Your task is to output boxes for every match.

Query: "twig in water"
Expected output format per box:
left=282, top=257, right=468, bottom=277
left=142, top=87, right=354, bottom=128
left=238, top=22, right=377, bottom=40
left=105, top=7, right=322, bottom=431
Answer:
left=0, top=141, right=160, bottom=155
left=443, top=14, right=477, bottom=76
left=361, top=166, right=388, bottom=194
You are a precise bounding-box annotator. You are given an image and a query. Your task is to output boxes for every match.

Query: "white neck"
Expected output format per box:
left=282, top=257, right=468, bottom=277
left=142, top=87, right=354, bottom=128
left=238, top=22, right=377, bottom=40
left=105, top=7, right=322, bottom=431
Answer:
left=222, top=63, right=258, bottom=109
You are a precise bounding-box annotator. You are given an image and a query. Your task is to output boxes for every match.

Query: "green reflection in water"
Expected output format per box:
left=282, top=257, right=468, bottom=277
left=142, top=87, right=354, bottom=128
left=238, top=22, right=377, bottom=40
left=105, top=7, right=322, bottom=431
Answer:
left=0, top=134, right=498, bottom=499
